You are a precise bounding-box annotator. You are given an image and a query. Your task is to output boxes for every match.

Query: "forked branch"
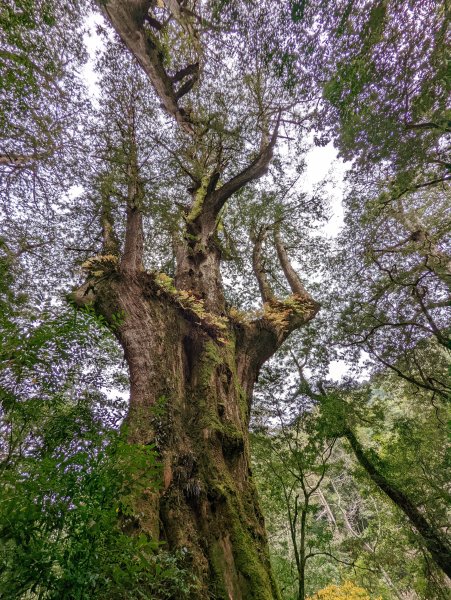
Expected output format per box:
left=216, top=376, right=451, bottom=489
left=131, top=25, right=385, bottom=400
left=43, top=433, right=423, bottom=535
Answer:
left=247, top=226, right=320, bottom=367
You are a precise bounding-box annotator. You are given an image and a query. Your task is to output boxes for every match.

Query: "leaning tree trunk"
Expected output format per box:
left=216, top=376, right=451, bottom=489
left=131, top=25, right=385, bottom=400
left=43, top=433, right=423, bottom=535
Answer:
left=344, top=428, right=451, bottom=579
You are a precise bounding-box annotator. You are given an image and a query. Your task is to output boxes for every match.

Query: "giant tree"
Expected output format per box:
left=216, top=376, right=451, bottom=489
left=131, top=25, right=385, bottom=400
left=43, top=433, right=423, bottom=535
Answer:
left=64, top=2, right=325, bottom=598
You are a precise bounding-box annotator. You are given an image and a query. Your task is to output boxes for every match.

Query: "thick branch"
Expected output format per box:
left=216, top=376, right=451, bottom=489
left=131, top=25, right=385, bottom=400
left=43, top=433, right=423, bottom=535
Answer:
left=390, top=175, right=451, bottom=202
left=405, top=121, right=451, bottom=132
left=97, top=0, right=197, bottom=134
left=122, top=207, right=144, bottom=274
left=120, top=106, right=144, bottom=274
left=175, top=75, right=197, bottom=100
left=274, top=229, right=309, bottom=297
left=208, top=112, right=281, bottom=215
left=252, top=228, right=275, bottom=303
left=244, top=231, right=320, bottom=370
left=0, top=153, right=32, bottom=166
left=392, top=203, right=451, bottom=288
left=344, top=427, right=451, bottom=578
left=101, top=198, right=120, bottom=256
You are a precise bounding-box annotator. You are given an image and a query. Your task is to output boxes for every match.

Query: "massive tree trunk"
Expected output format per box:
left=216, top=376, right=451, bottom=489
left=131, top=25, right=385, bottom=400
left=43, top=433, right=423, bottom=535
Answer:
left=75, top=4, right=320, bottom=596
left=75, top=246, right=318, bottom=599
left=73, top=125, right=319, bottom=599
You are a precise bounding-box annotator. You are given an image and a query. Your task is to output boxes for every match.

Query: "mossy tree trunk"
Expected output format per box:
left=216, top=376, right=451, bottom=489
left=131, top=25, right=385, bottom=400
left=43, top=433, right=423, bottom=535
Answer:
left=76, top=212, right=318, bottom=599
left=344, top=428, right=451, bottom=579
left=74, top=3, right=320, bottom=596
left=75, top=169, right=319, bottom=598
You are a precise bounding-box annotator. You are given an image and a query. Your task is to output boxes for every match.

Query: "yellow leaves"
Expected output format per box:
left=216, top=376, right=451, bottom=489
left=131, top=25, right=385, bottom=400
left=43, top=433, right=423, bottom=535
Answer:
left=228, top=306, right=251, bottom=324
left=153, top=276, right=316, bottom=338
left=307, top=581, right=382, bottom=600
left=81, top=254, right=119, bottom=277
left=262, top=303, right=291, bottom=330
left=228, top=294, right=314, bottom=332
left=260, top=293, right=317, bottom=330
left=260, top=299, right=295, bottom=331
left=154, top=272, right=174, bottom=290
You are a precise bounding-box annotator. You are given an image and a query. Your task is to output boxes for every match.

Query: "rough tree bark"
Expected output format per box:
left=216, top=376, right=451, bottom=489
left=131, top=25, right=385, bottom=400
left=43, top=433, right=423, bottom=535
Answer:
left=73, top=5, right=319, bottom=594
left=75, top=174, right=319, bottom=598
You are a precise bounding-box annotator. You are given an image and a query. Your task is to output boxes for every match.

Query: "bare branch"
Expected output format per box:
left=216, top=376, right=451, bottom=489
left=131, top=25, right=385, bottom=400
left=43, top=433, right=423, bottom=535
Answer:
left=171, top=61, right=199, bottom=84
left=0, top=153, right=44, bottom=167
left=405, top=121, right=451, bottom=132
left=274, top=229, right=310, bottom=298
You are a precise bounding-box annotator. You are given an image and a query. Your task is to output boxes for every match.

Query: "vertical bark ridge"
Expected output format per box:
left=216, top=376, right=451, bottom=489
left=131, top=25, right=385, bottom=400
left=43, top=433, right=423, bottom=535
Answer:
left=122, top=104, right=145, bottom=274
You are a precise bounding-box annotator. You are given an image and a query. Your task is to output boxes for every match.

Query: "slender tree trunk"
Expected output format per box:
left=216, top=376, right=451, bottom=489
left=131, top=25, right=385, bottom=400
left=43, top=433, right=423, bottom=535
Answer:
left=298, top=506, right=307, bottom=600
left=344, top=428, right=451, bottom=579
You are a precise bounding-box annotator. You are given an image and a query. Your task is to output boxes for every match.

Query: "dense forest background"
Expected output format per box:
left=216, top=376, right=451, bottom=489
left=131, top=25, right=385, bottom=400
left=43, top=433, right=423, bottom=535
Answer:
left=0, top=1, right=449, bottom=599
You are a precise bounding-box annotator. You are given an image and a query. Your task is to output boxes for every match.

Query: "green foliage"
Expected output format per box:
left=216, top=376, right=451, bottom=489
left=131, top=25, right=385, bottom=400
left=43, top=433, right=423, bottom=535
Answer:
left=1, top=1, right=450, bottom=598
left=319, top=0, right=449, bottom=194
left=0, top=1, right=57, bottom=98
left=0, top=427, right=158, bottom=599
left=251, top=343, right=450, bottom=599
left=0, top=256, right=195, bottom=599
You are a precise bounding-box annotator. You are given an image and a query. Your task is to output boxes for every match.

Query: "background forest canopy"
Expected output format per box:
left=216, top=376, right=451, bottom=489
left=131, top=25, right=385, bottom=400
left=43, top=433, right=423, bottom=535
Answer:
left=0, top=1, right=449, bottom=599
